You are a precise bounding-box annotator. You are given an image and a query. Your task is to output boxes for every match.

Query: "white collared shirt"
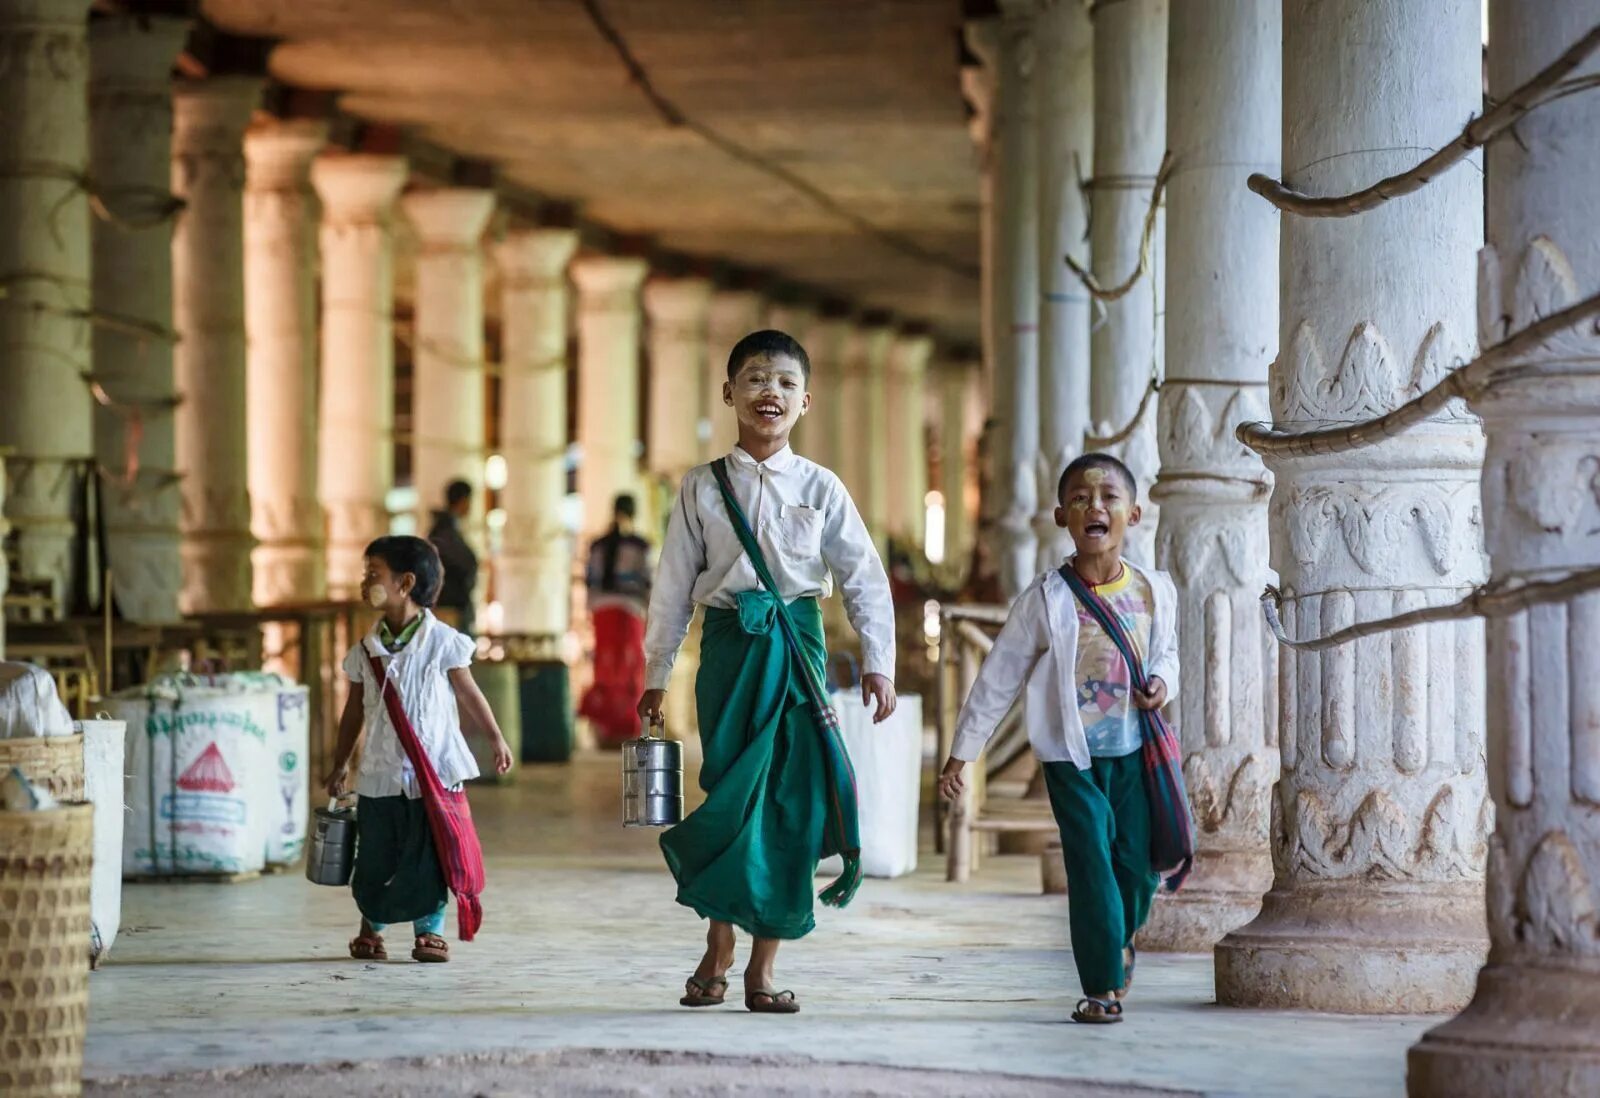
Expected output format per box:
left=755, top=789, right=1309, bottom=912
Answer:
left=950, top=561, right=1180, bottom=770
left=644, top=445, right=896, bottom=691
left=342, top=610, right=480, bottom=798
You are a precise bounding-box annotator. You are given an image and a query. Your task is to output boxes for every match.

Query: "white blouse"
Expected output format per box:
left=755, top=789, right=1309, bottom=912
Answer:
left=343, top=611, right=479, bottom=799
left=644, top=445, right=896, bottom=691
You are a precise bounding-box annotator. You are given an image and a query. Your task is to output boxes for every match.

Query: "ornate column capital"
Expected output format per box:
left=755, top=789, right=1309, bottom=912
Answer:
left=172, top=76, right=261, bottom=154
left=89, top=13, right=189, bottom=99
left=401, top=187, right=494, bottom=253
left=890, top=332, right=934, bottom=379
left=495, top=227, right=578, bottom=287
left=572, top=255, right=649, bottom=315
left=708, top=288, right=765, bottom=335
left=643, top=276, right=713, bottom=331
left=310, top=154, right=408, bottom=222
left=244, top=119, right=328, bottom=191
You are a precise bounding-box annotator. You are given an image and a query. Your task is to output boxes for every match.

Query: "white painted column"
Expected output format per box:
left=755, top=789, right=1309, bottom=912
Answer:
left=0, top=0, right=94, bottom=615
left=1410, top=4, right=1600, bottom=1089
left=1087, top=0, right=1165, bottom=567
left=765, top=302, right=818, bottom=455
left=703, top=289, right=764, bottom=460
left=495, top=228, right=578, bottom=638
left=244, top=118, right=327, bottom=606
left=835, top=322, right=894, bottom=545
left=312, top=154, right=407, bottom=599
left=88, top=14, right=189, bottom=623
left=644, top=277, right=713, bottom=490
left=1137, top=0, right=1280, bottom=954
left=938, top=359, right=980, bottom=569
left=1032, top=0, right=1092, bottom=571
left=1214, top=0, right=1487, bottom=1013
left=798, top=314, right=849, bottom=471
left=173, top=77, right=261, bottom=613
left=401, top=188, right=495, bottom=539
left=572, top=256, right=648, bottom=542
left=973, top=3, right=1040, bottom=599
left=888, top=332, right=933, bottom=550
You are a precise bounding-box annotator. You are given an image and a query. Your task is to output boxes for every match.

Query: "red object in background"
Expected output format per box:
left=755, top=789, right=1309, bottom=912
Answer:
left=580, top=605, right=647, bottom=748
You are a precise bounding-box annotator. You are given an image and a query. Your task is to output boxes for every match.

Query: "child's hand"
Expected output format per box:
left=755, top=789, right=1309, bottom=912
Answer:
left=862, top=673, right=897, bottom=724
left=493, top=737, right=513, bottom=775
left=938, top=757, right=967, bottom=801
left=323, top=763, right=350, bottom=799
left=637, top=689, right=667, bottom=725
left=1135, top=676, right=1168, bottom=711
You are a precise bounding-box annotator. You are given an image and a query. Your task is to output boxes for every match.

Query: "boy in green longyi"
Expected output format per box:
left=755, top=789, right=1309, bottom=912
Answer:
left=638, top=329, right=897, bottom=1014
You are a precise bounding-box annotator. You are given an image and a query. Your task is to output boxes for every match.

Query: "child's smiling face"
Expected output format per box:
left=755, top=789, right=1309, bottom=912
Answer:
left=1055, top=464, right=1140, bottom=557
left=726, top=352, right=810, bottom=445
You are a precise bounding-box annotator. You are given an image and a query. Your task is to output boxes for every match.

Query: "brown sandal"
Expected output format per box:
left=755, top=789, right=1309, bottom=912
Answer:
left=349, top=932, right=387, bottom=961
left=680, top=975, right=729, bottom=1007
left=745, top=988, right=800, bottom=1014
left=412, top=933, right=450, bottom=963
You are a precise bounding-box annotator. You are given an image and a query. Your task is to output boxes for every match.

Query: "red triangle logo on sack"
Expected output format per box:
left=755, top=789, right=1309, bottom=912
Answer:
left=177, top=742, right=235, bottom=793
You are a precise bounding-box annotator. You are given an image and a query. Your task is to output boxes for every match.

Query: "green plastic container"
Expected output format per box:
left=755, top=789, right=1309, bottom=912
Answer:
left=467, top=660, right=522, bottom=783
left=518, top=661, right=574, bottom=764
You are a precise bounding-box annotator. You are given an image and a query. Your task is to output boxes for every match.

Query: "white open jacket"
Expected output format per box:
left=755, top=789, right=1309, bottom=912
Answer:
left=949, top=560, right=1180, bottom=771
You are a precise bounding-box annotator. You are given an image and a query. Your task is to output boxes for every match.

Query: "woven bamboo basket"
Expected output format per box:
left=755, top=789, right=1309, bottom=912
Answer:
left=0, top=802, right=93, bottom=1097
left=0, top=735, right=85, bottom=802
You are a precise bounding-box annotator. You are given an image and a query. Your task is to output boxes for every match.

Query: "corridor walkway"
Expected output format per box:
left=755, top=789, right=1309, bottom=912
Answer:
left=84, top=756, right=1431, bottom=1097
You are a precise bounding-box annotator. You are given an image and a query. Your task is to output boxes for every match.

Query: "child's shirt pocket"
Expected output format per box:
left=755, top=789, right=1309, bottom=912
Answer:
left=778, top=503, right=824, bottom=556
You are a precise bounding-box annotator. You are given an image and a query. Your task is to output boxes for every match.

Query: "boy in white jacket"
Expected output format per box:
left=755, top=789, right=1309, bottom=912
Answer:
left=939, top=453, right=1179, bottom=1025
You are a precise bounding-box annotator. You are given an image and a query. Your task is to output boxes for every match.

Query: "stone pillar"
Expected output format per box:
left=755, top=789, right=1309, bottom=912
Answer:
left=495, top=228, right=577, bottom=638
left=1409, top=4, right=1600, bottom=1088
left=703, top=289, right=764, bottom=460
left=972, top=3, right=1040, bottom=600
left=765, top=302, right=818, bottom=454
left=0, top=0, right=94, bottom=614
left=798, top=314, right=849, bottom=471
left=938, top=359, right=980, bottom=568
left=401, top=188, right=494, bottom=540
left=244, top=118, right=327, bottom=606
left=1032, top=0, right=1092, bottom=571
left=1087, top=0, right=1165, bottom=567
left=1214, top=0, right=1487, bottom=1013
left=172, top=77, right=260, bottom=614
left=572, top=256, right=648, bottom=541
left=836, top=322, right=894, bottom=544
left=888, top=332, right=933, bottom=550
left=644, top=277, right=713, bottom=491
left=312, top=154, right=407, bottom=599
left=1138, top=0, right=1279, bottom=954
left=88, top=14, right=189, bottom=623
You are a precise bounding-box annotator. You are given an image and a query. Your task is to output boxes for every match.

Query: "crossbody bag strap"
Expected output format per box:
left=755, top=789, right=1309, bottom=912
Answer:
left=365, top=652, right=448, bottom=799
left=1057, top=564, right=1150, bottom=692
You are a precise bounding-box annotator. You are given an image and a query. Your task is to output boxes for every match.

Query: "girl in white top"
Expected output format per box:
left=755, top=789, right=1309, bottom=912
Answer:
left=324, top=535, right=511, bottom=964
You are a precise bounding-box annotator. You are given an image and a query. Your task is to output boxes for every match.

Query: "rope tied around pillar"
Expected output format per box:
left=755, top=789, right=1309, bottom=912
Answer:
left=0, top=161, right=187, bottom=245
left=1261, top=566, right=1600, bottom=652
left=1064, top=152, right=1174, bottom=303
left=1236, top=290, right=1600, bottom=457
left=1084, top=375, right=1159, bottom=450
left=1249, top=23, right=1600, bottom=218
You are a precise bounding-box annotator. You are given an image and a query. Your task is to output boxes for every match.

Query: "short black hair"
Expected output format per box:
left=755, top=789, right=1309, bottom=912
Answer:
left=445, top=480, right=473, bottom=507
left=613, top=493, right=636, bottom=519
left=364, top=535, right=444, bottom=608
left=1058, top=452, right=1137, bottom=504
left=726, top=329, right=811, bottom=384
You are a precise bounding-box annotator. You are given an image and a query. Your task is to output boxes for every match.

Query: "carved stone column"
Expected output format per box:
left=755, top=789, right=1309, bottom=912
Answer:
left=1087, top=0, right=1165, bottom=567
left=971, top=3, right=1039, bottom=599
left=244, top=118, right=327, bottom=606
left=1139, top=0, right=1279, bottom=953
left=800, top=314, right=850, bottom=473
left=888, top=332, right=933, bottom=550
left=703, top=288, right=763, bottom=460
left=172, top=77, right=260, bottom=613
left=938, top=359, right=980, bottom=569
left=765, top=302, right=818, bottom=456
left=1032, top=0, right=1091, bottom=571
left=1214, top=0, right=1488, bottom=1013
left=88, top=13, right=189, bottom=623
left=495, top=228, right=577, bottom=638
left=311, top=154, right=407, bottom=599
left=0, top=0, right=95, bottom=614
left=572, top=256, right=648, bottom=541
left=836, top=322, right=893, bottom=545
left=401, top=188, right=494, bottom=540
left=644, top=277, right=713, bottom=491
left=960, top=48, right=999, bottom=582
left=1409, top=3, right=1600, bottom=1089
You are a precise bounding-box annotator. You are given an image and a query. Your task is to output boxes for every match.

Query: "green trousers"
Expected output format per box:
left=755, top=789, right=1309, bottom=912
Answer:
left=659, top=595, right=831, bottom=940
left=1043, top=752, right=1159, bottom=995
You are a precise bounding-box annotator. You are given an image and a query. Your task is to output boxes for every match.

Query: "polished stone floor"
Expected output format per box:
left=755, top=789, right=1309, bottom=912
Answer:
left=84, top=755, right=1435, bottom=1096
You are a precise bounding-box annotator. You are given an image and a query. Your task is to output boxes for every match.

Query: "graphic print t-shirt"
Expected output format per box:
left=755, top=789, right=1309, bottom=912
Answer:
left=1073, top=565, right=1154, bottom=758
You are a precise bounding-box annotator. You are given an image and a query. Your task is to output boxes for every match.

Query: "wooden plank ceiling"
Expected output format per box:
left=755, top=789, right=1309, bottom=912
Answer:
left=201, top=0, right=982, bottom=347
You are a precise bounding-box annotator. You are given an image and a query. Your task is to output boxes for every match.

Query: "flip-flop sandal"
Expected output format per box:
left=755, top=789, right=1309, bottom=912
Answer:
left=745, top=988, right=800, bottom=1014
left=349, top=933, right=387, bottom=961
left=412, top=933, right=450, bottom=963
left=680, top=975, right=729, bottom=1008
left=1072, top=996, right=1124, bottom=1024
